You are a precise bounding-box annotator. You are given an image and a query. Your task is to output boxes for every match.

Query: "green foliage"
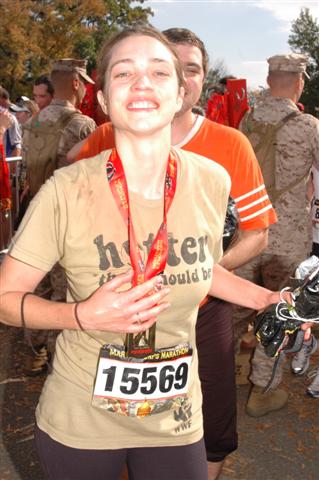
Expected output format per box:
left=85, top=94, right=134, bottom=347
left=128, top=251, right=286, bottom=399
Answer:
left=288, top=8, right=319, bottom=116
left=0, top=0, right=153, bottom=100
left=74, top=0, right=153, bottom=73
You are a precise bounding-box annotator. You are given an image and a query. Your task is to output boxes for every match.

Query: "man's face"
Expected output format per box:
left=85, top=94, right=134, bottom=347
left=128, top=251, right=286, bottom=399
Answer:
left=0, top=97, right=9, bottom=108
left=174, top=43, right=205, bottom=116
left=33, top=84, right=52, bottom=110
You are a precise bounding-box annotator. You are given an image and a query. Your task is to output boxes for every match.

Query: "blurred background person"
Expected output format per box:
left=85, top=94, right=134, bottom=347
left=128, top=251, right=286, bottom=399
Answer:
left=33, top=75, right=54, bottom=111
left=10, top=98, right=39, bottom=125
left=0, top=87, right=22, bottom=158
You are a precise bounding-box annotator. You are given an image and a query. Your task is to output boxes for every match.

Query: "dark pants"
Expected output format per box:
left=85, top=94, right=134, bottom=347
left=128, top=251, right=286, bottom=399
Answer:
left=196, top=298, right=237, bottom=462
left=35, top=426, right=208, bottom=480
left=312, top=242, right=319, bottom=257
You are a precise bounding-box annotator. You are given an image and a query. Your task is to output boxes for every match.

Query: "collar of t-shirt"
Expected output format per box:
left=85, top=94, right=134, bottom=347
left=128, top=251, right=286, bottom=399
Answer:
left=174, top=115, right=205, bottom=149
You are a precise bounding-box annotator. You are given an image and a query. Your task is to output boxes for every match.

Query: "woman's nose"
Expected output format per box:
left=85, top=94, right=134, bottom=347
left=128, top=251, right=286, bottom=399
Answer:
left=132, top=72, right=153, bottom=90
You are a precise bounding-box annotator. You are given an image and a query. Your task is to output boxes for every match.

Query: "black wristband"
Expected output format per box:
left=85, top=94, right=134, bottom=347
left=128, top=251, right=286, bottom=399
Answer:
left=21, top=292, right=33, bottom=330
left=74, top=303, right=85, bottom=331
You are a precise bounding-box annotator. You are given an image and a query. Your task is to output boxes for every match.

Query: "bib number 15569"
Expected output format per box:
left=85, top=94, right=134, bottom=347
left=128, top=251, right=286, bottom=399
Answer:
left=93, top=356, right=191, bottom=401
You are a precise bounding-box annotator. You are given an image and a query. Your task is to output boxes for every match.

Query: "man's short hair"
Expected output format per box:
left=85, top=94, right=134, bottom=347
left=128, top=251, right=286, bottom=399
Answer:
left=267, top=70, right=301, bottom=90
left=219, top=75, right=236, bottom=86
left=162, top=28, right=209, bottom=77
left=34, top=75, right=54, bottom=96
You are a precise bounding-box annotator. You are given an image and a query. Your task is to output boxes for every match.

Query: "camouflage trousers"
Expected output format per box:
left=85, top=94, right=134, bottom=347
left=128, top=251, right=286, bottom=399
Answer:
left=233, top=251, right=308, bottom=388
left=24, top=263, right=67, bottom=353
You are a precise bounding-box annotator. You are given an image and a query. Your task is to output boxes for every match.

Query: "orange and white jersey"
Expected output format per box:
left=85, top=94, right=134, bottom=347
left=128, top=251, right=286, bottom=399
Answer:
left=78, top=117, right=277, bottom=232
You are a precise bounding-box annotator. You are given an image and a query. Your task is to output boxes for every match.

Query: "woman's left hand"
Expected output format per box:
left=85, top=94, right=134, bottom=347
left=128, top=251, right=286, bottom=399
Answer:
left=265, top=290, right=313, bottom=338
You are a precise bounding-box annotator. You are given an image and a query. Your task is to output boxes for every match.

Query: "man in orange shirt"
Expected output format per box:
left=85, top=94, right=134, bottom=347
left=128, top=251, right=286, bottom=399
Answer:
left=71, top=28, right=276, bottom=480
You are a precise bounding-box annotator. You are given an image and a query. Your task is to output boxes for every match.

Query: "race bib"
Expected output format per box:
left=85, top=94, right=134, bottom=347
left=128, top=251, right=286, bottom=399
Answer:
left=92, top=343, right=192, bottom=418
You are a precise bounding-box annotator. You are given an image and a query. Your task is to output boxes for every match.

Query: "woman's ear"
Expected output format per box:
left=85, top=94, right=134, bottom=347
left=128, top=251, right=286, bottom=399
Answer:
left=97, top=90, right=108, bottom=115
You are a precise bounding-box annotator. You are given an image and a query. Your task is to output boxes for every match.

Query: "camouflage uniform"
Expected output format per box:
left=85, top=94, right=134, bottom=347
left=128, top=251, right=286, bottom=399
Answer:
left=235, top=56, right=319, bottom=388
left=23, top=98, right=96, bottom=171
left=22, top=60, right=96, bottom=353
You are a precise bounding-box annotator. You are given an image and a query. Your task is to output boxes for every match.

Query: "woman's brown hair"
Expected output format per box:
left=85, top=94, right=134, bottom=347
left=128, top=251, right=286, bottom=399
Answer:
left=97, top=25, right=185, bottom=91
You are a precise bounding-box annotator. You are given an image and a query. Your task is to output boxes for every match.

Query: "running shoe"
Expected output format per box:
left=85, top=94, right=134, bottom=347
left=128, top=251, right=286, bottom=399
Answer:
left=291, top=335, right=318, bottom=375
left=307, top=368, right=319, bottom=398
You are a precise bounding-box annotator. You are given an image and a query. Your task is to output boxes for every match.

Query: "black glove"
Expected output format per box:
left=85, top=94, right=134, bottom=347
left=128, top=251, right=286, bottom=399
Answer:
left=254, top=305, right=302, bottom=357
left=254, top=265, right=319, bottom=358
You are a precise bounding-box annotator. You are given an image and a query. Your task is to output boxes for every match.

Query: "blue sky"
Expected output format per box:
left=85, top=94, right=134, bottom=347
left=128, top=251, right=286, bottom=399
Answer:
left=146, top=0, right=319, bottom=89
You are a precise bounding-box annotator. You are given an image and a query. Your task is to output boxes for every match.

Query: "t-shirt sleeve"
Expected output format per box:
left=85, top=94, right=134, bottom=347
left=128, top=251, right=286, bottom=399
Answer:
left=8, top=116, right=22, bottom=150
left=77, top=123, right=114, bottom=160
left=58, top=116, right=97, bottom=168
left=9, top=177, right=64, bottom=271
left=229, top=131, right=277, bottom=231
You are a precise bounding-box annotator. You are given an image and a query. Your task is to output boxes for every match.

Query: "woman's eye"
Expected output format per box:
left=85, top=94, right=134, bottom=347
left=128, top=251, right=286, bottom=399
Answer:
left=114, top=71, right=131, bottom=79
left=185, top=70, right=198, bottom=77
left=154, top=70, right=170, bottom=77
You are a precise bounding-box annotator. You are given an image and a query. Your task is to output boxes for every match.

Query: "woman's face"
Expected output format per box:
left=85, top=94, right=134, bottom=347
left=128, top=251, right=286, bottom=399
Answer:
left=100, top=35, right=184, bottom=135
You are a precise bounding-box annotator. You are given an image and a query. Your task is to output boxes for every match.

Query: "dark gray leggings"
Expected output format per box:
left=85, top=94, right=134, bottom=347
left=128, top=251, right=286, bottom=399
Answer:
left=35, top=425, right=208, bottom=480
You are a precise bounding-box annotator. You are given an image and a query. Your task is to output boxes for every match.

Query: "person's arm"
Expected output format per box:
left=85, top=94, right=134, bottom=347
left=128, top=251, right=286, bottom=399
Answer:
left=8, top=116, right=22, bottom=158
left=0, top=255, right=170, bottom=334
left=0, top=110, right=13, bottom=137
left=66, top=139, right=86, bottom=163
left=10, top=146, right=21, bottom=157
left=67, top=123, right=114, bottom=163
left=209, top=263, right=279, bottom=310
left=219, top=227, right=268, bottom=271
left=307, top=170, right=314, bottom=202
left=209, top=263, right=313, bottom=337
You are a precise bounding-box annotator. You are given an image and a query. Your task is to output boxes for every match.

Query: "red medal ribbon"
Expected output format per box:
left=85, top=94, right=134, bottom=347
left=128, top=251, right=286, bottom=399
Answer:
left=107, top=148, right=177, bottom=285
left=106, top=148, right=177, bottom=355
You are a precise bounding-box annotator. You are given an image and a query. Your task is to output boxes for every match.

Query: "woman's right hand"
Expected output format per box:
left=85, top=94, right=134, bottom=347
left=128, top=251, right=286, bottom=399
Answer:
left=0, top=110, right=13, bottom=137
left=76, top=270, right=170, bottom=334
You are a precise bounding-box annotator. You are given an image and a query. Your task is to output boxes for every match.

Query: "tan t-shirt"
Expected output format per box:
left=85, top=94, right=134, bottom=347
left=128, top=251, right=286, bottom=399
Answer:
left=10, top=148, right=230, bottom=449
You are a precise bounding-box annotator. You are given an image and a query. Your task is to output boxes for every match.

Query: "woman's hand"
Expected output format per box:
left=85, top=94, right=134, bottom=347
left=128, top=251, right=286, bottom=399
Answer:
left=265, top=290, right=312, bottom=339
left=76, top=270, right=170, bottom=333
left=0, top=110, right=13, bottom=137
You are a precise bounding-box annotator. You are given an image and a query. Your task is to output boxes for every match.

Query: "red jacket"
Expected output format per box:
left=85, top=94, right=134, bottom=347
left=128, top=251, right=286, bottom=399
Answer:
left=0, top=143, right=11, bottom=211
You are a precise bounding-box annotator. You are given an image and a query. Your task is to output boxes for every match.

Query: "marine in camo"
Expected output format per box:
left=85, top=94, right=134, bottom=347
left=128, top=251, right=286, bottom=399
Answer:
left=235, top=54, right=319, bottom=388
left=21, top=59, right=96, bottom=364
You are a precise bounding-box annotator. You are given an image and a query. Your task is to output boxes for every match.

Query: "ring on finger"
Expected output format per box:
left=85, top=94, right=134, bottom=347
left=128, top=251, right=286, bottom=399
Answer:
left=136, top=311, right=142, bottom=325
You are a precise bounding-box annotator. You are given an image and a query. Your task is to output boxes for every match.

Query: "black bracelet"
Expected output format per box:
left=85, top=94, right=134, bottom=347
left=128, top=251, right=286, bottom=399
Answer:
left=20, top=292, right=46, bottom=360
left=21, top=292, right=33, bottom=331
left=74, top=303, right=85, bottom=331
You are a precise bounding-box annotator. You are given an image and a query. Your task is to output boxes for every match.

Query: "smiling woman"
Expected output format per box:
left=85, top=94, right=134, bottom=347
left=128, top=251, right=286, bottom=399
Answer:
left=96, top=28, right=185, bottom=164
left=0, top=25, right=288, bottom=480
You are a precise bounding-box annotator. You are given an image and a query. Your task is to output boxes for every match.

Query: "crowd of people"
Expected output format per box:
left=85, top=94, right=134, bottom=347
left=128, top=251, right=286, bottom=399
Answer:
left=0, top=24, right=318, bottom=480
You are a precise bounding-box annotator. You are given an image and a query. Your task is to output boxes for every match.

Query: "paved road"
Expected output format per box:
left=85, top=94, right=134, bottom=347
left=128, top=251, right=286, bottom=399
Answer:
left=1, top=323, right=318, bottom=480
